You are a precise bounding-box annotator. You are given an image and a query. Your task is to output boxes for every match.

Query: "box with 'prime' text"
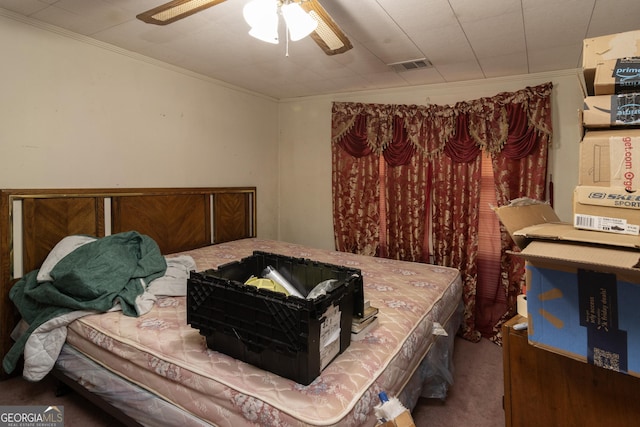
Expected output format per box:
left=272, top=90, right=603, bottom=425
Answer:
left=583, top=93, right=640, bottom=128
left=594, top=58, right=640, bottom=96
left=582, top=30, right=640, bottom=95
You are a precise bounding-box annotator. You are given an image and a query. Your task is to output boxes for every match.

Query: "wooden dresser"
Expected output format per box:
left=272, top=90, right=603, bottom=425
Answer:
left=502, top=315, right=640, bottom=427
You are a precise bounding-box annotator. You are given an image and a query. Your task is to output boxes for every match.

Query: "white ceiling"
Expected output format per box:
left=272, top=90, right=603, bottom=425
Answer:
left=2, top=0, right=639, bottom=99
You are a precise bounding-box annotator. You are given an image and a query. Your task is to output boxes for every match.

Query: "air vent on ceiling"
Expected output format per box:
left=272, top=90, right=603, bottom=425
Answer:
left=388, top=58, right=433, bottom=72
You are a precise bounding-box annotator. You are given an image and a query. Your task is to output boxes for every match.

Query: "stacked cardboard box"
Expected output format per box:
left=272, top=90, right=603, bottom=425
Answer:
left=582, top=30, right=640, bottom=97
left=578, top=30, right=640, bottom=235
left=582, top=30, right=640, bottom=128
left=490, top=31, right=640, bottom=377
left=495, top=202, right=640, bottom=379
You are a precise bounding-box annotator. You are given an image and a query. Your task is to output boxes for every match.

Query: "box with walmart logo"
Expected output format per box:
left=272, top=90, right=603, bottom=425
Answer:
left=495, top=199, right=640, bottom=378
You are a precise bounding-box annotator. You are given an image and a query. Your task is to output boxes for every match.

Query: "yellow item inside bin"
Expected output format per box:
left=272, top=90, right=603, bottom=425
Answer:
left=244, top=276, right=290, bottom=295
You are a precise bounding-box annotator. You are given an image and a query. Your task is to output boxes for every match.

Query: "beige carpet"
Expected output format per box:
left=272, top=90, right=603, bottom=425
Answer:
left=0, top=373, right=121, bottom=426
left=0, top=337, right=504, bottom=426
left=413, top=337, right=505, bottom=427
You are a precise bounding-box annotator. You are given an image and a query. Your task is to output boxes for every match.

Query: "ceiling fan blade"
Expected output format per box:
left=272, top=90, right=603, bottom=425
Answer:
left=300, top=0, right=353, bottom=55
left=137, top=0, right=227, bottom=25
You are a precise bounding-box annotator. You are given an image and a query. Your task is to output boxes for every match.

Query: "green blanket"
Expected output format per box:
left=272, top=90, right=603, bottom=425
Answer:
left=3, top=231, right=167, bottom=374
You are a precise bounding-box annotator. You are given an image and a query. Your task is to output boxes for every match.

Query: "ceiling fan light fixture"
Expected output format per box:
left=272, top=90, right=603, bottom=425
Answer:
left=243, top=0, right=279, bottom=44
left=243, top=0, right=273, bottom=28
left=137, top=0, right=352, bottom=56
left=281, top=2, right=318, bottom=42
left=248, top=24, right=279, bottom=44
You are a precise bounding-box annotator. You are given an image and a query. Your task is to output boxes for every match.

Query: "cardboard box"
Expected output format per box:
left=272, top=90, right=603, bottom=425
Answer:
left=594, top=58, right=640, bottom=95
left=583, top=93, right=640, bottom=128
left=495, top=201, right=640, bottom=378
left=375, top=411, right=416, bottom=427
left=579, top=129, right=640, bottom=190
left=573, top=186, right=640, bottom=234
left=583, top=30, right=640, bottom=95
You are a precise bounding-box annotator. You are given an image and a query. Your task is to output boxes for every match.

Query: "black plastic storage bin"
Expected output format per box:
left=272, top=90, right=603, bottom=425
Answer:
left=187, top=251, right=363, bottom=385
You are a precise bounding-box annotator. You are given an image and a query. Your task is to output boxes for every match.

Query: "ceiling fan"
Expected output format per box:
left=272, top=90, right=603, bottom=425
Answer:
left=136, top=0, right=353, bottom=55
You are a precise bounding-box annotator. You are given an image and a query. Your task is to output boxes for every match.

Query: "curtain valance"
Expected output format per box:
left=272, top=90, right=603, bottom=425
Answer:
left=332, top=82, right=553, bottom=165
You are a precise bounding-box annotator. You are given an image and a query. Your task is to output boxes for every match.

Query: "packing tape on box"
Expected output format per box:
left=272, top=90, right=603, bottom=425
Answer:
left=517, top=294, right=527, bottom=317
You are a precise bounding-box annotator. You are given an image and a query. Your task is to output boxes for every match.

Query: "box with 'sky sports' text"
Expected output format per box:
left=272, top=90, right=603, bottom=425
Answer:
left=573, top=186, right=640, bottom=235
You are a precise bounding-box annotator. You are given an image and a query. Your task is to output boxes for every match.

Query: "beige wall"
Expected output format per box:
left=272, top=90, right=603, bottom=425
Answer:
left=1, top=13, right=585, bottom=252
left=279, top=71, right=584, bottom=250
left=0, top=14, right=280, bottom=240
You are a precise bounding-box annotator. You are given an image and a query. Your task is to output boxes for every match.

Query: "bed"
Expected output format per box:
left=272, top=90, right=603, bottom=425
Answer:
left=0, top=187, right=463, bottom=427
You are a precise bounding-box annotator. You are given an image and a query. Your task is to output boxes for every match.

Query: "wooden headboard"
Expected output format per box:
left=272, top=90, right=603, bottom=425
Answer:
left=0, top=187, right=256, bottom=375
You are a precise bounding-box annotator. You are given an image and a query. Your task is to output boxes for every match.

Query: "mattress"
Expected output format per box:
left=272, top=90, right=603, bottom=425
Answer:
left=63, top=238, right=462, bottom=426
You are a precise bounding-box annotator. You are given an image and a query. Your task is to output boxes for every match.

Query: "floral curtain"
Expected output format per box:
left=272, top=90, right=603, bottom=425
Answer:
left=430, top=113, right=483, bottom=341
left=384, top=116, right=432, bottom=261
left=332, top=113, right=381, bottom=256
left=488, top=95, right=552, bottom=342
left=331, top=82, right=553, bottom=341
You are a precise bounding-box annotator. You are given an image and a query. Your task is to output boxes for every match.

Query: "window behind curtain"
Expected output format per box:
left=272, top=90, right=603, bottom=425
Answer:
left=476, top=152, right=504, bottom=336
